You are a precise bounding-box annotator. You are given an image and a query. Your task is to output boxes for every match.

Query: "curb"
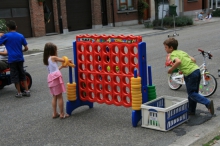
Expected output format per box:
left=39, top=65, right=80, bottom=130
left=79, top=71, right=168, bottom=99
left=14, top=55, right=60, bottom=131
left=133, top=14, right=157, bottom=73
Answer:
left=169, top=114, right=220, bottom=146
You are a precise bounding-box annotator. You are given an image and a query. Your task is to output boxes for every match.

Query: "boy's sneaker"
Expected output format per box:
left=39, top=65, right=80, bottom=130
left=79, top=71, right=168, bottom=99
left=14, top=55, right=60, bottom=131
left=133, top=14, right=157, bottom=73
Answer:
left=208, top=100, right=214, bottom=115
left=188, top=112, right=195, bottom=116
left=22, top=91, right=31, bottom=97
left=15, top=93, right=22, bottom=98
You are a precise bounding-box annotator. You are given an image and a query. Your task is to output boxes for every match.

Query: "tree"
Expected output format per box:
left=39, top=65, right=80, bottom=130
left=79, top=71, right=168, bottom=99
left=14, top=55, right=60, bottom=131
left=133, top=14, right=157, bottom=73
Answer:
left=0, top=19, right=7, bottom=33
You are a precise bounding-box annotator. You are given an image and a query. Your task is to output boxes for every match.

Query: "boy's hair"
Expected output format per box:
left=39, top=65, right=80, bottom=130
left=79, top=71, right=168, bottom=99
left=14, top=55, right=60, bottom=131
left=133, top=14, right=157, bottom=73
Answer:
left=43, top=42, right=57, bottom=65
left=6, top=20, right=17, bottom=30
left=163, top=38, right=178, bottom=50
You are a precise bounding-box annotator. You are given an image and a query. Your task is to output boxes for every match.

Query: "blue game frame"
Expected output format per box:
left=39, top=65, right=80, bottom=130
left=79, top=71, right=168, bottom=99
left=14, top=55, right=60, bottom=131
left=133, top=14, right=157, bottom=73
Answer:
left=66, top=41, right=150, bottom=127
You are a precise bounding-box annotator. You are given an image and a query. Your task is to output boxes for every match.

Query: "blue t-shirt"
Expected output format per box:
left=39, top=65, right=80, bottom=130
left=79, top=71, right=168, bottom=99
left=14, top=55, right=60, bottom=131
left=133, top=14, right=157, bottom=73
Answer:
left=0, top=32, right=27, bottom=63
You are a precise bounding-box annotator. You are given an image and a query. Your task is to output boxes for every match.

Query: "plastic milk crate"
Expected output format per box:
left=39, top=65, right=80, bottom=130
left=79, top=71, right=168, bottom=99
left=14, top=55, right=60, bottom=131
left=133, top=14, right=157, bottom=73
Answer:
left=141, top=96, right=189, bottom=131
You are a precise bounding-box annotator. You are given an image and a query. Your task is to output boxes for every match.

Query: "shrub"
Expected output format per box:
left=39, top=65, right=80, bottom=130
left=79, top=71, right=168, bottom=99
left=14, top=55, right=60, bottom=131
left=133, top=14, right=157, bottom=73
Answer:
left=163, top=17, right=174, bottom=27
left=212, top=9, right=220, bottom=17
left=0, top=19, right=7, bottom=32
left=152, top=16, right=193, bottom=27
left=138, top=0, right=148, bottom=20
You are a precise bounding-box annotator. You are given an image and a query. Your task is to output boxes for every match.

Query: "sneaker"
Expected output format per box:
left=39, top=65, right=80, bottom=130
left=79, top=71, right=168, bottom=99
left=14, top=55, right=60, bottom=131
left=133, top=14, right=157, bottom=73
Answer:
left=22, top=91, right=30, bottom=97
left=188, top=112, right=195, bottom=116
left=208, top=100, right=214, bottom=115
left=15, top=93, right=22, bottom=98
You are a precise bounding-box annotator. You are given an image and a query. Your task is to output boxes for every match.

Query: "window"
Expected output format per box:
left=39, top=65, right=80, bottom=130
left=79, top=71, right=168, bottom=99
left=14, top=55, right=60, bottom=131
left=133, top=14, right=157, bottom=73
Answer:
left=117, top=0, right=134, bottom=11
left=0, top=9, right=11, bottom=18
left=12, top=8, right=29, bottom=17
left=0, top=8, right=29, bottom=18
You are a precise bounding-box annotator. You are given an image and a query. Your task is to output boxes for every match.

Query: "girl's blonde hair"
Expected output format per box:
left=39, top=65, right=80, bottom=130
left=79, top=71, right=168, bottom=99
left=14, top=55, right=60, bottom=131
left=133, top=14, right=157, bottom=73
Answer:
left=43, top=42, right=57, bottom=65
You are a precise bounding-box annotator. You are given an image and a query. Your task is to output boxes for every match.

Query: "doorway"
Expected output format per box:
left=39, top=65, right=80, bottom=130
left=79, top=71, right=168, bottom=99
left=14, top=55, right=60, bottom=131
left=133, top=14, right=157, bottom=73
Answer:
left=101, top=0, right=108, bottom=26
left=66, top=0, right=92, bottom=31
left=202, top=0, right=206, bottom=11
left=44, top=0, right=55, bottom=34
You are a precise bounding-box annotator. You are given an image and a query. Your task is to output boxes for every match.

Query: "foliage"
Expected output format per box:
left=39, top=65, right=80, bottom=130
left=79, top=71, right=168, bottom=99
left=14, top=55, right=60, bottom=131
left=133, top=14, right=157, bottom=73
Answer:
left=152, top=16, right=193, bottom=27
left=0, top=19, right=7, bottom=33
left=212, top=8, right=220, bottom=17
left=138, top=0, right=148, bottom=20
left=203, top=134, right=220, bottom=146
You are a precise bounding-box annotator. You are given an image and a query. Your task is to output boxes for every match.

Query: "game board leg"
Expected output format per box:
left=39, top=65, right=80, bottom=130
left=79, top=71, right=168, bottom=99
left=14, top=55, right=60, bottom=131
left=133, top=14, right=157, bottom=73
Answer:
left=132, top=110, right=142, bottom=127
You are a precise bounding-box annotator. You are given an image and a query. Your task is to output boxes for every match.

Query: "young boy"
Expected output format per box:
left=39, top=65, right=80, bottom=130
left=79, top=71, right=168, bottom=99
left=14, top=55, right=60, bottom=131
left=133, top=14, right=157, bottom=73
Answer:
left=0, top=31, right=8, bottom=71
left=0, top=20, right=30, bottom=98
left=163, top=38, right=214, bottom=115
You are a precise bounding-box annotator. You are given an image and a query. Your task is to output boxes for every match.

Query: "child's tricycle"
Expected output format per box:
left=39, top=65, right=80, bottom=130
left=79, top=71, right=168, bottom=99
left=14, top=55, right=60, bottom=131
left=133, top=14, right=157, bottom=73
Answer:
left=0, top=66, right=32, bottom=91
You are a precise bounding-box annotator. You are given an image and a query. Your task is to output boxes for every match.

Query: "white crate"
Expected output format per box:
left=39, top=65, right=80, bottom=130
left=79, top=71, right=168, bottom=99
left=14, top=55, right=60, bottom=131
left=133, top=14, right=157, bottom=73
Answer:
left=141, top=96, right=188, bottom=131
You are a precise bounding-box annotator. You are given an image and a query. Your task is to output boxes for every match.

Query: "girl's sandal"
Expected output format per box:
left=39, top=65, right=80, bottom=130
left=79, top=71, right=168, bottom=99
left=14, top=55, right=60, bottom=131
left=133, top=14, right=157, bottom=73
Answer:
left=52, top=113, right=60, bottom=119
left=60, top=114, right=70, bottom=119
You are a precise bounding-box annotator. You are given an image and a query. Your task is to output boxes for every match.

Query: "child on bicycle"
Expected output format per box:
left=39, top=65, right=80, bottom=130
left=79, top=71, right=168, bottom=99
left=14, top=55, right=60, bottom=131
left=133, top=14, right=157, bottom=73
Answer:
left=163, top=38, right=214, bottom=116
left=0, top=20, right=30, bottom=98
left=43, top=42, right=72, bottom=119
left=0, top=31, right=8, bottom=71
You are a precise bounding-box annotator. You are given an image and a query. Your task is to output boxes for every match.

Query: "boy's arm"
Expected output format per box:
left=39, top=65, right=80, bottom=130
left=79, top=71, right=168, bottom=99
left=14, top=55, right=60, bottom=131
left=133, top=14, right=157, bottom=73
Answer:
left=0, top=49, right=7, bottom=56
left=189, top=56, right=196, bottom=63
left=23, top=45, right=28, bottom=52
left=168, top=58, right=181, bottom=74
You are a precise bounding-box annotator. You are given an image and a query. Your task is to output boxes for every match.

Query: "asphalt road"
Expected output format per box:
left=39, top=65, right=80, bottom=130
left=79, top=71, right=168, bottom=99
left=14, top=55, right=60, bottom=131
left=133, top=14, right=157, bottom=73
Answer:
left=0, top=22, right=220, bottom=146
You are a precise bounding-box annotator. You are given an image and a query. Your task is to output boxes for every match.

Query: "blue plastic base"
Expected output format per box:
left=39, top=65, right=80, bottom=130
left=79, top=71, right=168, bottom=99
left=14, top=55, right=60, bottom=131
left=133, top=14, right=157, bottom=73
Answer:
left=66, top=99, right=93, bottom=115
left=132, top=110, right=142, bottom=127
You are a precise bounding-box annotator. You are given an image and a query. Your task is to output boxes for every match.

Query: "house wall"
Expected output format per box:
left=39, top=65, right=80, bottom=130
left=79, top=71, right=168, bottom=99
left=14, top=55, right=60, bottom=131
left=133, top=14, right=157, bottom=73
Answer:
left=91, top=0, right=140, bottom=28
left=52, top=0, right=59, bottom=33
left=29, top=0, right=45, bottom=37
left=184, top=0, right=202, bottom=11
left=111, top=0, right=138, bottom=26
left=91, top=0, right=102, bottom=29
left=60, top=0, right=68, bottom=33
left=29, top=0, right=141, bottom=37
left=183, top=0, right=203, bottom=16
left=29, top=0, right=68, bottom=37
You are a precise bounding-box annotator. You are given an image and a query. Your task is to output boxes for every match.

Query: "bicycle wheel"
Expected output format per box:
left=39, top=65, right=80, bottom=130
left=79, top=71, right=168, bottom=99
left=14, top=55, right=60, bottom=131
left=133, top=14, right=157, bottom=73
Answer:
left=168, top=73, right=182, bottom=90
left=20, top=72, right=32, bottom=92
left=199, top=73, right=217, bottom=97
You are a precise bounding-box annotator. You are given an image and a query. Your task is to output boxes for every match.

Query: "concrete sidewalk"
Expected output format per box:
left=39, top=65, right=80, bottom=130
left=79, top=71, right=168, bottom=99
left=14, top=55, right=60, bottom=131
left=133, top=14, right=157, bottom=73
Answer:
left=26, top=17, right=220, bottom=52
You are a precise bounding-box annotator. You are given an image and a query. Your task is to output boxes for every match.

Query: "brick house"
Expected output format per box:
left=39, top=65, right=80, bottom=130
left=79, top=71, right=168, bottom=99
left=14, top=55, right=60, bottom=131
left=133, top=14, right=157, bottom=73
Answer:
left=0, top=0, right=151, bottom=38
left=2, top=0, right=217, bottom=38
left=149, top=0, right=220, bottom=20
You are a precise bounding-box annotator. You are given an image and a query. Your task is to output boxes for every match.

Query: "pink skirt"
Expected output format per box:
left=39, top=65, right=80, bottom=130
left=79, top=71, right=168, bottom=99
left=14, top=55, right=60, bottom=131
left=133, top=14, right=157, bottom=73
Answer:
left=47, top=70, right=66, bottom=96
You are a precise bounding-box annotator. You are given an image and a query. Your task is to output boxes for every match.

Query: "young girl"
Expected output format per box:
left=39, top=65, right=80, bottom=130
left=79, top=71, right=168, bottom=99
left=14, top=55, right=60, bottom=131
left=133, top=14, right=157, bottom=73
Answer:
left=205, top=12, right=212, bottom=19
left=43, top=42, right=71, bottom=119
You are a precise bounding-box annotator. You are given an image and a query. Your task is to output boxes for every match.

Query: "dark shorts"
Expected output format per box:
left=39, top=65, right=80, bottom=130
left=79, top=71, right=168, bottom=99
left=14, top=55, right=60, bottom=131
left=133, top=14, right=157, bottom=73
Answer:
left=9, top=61, right=26, bottom=83
left=0, top=60, right=8, bottom=71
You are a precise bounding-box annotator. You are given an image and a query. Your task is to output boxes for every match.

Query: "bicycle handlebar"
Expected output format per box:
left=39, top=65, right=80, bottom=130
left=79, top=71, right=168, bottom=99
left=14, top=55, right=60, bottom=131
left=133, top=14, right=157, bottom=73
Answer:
left=198, top=49, right=212, bottom=59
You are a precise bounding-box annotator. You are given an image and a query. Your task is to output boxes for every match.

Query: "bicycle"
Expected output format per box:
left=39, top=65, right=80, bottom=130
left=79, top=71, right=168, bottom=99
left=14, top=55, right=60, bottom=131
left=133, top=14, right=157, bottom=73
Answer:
left=165, top=49, right=217, bottom=97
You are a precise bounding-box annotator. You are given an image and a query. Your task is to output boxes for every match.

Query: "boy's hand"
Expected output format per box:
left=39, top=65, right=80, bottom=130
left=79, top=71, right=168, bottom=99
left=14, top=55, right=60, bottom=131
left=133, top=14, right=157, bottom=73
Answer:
left=167, top=58, right=181, bottom=74
left=168, top=68, right=174, bottom=74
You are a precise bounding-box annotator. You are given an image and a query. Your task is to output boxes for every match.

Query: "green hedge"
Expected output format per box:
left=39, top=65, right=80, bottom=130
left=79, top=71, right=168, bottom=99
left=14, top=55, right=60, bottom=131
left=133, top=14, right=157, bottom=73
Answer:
left=0, top=19, right=7, bottom=32
left=153, top=16, right=193, bottom=27
left=212, top=9, right=220, bottom=17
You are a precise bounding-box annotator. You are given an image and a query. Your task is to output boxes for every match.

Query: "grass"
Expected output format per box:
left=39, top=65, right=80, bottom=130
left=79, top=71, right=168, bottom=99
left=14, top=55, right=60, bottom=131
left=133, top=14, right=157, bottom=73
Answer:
left=203, top=135, right=220, bottom=146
